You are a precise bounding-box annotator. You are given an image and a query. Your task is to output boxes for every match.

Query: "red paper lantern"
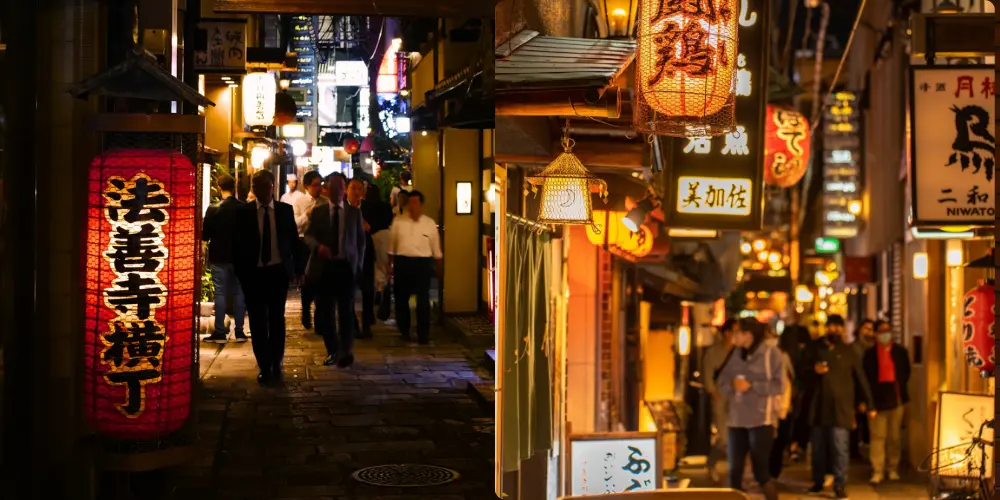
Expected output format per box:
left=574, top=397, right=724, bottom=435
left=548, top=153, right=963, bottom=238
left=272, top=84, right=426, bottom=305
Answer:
left=84, top=148, right=197, bottom=439
left=962, top=280, right=995, bottom=374
left=763, top=105, right=811, bottom=187
left=343, top=138, right=360, bottom=155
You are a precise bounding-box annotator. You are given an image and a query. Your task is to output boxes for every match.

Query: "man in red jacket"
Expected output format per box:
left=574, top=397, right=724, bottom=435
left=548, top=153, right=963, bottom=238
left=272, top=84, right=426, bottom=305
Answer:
left=862, top=320, right=910, bottom=484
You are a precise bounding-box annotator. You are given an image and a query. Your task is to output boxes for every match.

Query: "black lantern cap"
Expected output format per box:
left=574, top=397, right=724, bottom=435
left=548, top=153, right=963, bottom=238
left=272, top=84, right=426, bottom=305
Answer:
left=69, top=46, right=215, bottom=108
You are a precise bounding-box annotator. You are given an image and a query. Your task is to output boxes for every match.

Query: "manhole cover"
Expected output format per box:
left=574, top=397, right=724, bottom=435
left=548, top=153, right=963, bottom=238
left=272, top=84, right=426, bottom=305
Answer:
left=352, top=464, right=460, bottom=487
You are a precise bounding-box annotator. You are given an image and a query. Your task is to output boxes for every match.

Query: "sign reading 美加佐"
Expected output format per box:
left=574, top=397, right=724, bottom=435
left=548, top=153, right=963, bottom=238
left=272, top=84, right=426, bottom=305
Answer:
left=910, top=66, right=995, bottom=227
left=675, top=176, right=752, bottom=216
left=567, top=432, right=661, bottom=495
left=664, top=0, right=769, bottom=231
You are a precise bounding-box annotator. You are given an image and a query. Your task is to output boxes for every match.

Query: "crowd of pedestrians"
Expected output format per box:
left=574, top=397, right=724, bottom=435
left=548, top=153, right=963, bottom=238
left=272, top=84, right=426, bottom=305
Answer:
left=702, top=314, right=912, bottom=499
left=201, top=168, right=443, bottom=385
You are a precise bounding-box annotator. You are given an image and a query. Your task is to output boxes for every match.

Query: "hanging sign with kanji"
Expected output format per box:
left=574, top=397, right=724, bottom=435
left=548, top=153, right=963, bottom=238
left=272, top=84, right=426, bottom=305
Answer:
left=84, top=149, right=196, bottom=439
left=567, top=432, right=662, bottom=495
left=910, top=66, right=995, bottom=227
left=663, top=0, right=769, bottom=230
left=195, top=19, right=248, bottom=74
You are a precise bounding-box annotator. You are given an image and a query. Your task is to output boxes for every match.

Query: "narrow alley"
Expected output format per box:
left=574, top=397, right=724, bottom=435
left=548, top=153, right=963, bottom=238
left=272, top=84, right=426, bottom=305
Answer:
left=171, top=292, right=494, bottom=499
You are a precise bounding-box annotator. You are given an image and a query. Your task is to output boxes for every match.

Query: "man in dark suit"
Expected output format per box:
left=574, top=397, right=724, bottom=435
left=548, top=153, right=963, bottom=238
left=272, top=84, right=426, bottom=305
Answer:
left=202, top=174, right=248, bottom=344
left=305, top=173, right=366, bottom=368
left=348, top=179, right=390, bottom=338
left=232, top=170, right=299, bottom=385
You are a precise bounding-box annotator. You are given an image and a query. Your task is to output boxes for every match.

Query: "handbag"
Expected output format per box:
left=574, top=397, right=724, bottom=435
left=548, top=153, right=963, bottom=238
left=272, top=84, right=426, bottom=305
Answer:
left=764, top=346, right=788, bottom=426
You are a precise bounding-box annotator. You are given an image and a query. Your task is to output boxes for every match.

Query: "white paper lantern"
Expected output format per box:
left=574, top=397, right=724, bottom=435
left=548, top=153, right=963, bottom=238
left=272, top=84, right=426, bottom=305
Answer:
left=243, top=73, right=277, bottom=127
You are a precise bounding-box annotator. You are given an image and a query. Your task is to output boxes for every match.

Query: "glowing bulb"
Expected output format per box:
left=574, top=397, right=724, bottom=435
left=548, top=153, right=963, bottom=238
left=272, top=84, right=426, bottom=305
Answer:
left=290, top=139, right=307, bottom=157
left=913, top=252, right=929, bottom=279
left=678, top=326, right=691, bottom=356
left=768, top=252, right=781, bottom=264
left=250, top=146, right=270, bottom=169
left=848, top=200, right=862, bottom=215
left=421, top=131, right=428, bottom=136
left=757, top=251, right=769, bottom=262
left=752, top=239, right=766, bottom=252
left=612, top=7, right=627, bottom=16
left=794, top=285, right=814, bottom=303
left=741, top=242, right=752, bottom=254
left=946, top=241, right=964, bottom=267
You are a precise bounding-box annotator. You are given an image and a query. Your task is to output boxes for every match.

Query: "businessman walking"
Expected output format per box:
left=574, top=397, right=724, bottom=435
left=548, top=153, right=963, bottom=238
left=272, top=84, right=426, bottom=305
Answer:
left=232, top=170, right=298, bottom=385
left=305, top=173, right=366, bottom=368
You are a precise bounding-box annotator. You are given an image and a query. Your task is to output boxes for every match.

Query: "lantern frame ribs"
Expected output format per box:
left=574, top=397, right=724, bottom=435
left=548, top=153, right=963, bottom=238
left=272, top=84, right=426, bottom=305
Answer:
left=525, top=137, right=609, bottom=229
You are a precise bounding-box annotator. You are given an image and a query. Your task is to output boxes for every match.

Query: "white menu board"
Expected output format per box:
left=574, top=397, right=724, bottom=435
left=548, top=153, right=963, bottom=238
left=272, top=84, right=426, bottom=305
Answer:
left=567, top=432, right=661, bottom=495
left=910, top=66, right=995, bottom=226
left=934, top=392, right=993, bottom=478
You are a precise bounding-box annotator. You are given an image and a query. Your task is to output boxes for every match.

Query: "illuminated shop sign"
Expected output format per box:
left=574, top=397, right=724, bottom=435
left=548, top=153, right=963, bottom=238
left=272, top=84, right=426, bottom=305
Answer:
left=822, top=91, right=862, bottom=237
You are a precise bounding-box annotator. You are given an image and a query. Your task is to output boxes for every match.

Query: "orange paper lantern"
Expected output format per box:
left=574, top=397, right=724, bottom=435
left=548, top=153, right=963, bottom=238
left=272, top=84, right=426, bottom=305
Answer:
left=961, top=280, right=995, bottom=374
left=586, top=210, right=655, bottom=259
left=635, top=0, right=740, bottom=136
left=84, top=148, right=197, bottom=439
left=763, top=105, right=811, bottom=187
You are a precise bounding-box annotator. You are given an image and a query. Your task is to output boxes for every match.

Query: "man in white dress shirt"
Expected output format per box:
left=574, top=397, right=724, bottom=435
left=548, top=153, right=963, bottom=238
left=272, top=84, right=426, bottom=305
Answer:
left=279, top=173, right=306, bottom=207
left=387, top=190, right=442, bottom=345
left=292, top=170, right=328, bottom=329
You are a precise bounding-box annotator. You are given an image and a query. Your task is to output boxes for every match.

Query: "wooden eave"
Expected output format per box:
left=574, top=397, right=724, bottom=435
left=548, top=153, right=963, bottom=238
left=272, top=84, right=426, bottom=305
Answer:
left=496, top=30, right=635, bottom=94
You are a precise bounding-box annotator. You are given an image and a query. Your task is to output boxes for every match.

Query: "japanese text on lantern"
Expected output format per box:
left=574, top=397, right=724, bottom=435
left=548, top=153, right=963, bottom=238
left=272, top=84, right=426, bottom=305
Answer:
left=101, top=173, right=171, bottom=417
left=676, top=176, right=751, bottom=215
left=639, top=0, right=740, bottom=117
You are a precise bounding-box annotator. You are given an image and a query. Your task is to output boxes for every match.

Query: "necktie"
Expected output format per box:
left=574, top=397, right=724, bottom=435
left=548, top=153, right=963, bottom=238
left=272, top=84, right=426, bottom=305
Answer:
left=331, top=205, right=340, bottom=257
left=261, top=206, right=272, bottom=265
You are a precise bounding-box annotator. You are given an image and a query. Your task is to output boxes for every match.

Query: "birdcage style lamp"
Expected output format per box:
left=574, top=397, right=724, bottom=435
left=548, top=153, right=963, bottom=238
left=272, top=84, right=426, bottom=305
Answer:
left=526, top=138, right=608, bottom=227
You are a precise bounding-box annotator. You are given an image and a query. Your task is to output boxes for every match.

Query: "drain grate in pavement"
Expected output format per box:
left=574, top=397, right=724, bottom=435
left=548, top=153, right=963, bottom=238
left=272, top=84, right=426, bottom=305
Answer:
left=351, top=464, right=460, bottom=487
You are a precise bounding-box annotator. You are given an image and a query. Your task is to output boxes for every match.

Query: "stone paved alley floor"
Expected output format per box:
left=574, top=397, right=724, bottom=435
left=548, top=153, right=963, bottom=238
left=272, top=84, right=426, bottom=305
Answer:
left=173, top=292, right=495, bottom=499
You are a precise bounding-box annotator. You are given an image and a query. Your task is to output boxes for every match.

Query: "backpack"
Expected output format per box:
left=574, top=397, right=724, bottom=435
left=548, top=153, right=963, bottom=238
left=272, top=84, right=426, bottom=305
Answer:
left=764, top=345, right=791, bottom=426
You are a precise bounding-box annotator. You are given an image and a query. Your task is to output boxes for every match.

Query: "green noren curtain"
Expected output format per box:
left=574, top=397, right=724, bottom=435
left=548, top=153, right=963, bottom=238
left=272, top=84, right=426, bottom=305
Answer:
left=500, top=219, right=553, bottom=472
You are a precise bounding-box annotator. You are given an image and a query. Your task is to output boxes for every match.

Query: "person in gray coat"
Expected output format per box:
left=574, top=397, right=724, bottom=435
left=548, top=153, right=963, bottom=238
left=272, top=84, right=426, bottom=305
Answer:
left=305, top=173, right=366, bottom=368
left=701, top=319, right=737, bottom=483
left=717, top=318, right=785, bottom=500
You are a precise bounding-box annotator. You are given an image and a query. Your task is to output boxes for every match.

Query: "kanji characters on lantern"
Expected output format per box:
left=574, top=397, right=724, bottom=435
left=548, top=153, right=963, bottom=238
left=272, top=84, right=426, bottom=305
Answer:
left=764, top=105, right=811, bottom=187
left=85, top=148, right=196, bottom=440
left=636, top=0, right=740, bottom=130
left=961, top=280, right=995, bottom=374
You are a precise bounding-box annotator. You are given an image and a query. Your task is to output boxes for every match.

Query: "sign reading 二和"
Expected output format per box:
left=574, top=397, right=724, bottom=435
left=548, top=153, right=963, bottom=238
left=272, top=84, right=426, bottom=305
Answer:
left=567, top=432, right=661, bottom=495
left=663, top=0, right=769, bottom=231
left=910, top=66, right=995, bottom=227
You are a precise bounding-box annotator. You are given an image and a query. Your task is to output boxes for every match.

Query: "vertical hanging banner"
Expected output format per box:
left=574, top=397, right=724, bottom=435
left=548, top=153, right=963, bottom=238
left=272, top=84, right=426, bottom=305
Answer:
left=910, top=66, right=995, bottom=227
left=288, top=15, right=316, bottom=118
left=822, top=91, right=862, bottom=238
left=84, top=149, right=196, bottom=439
left=663, top=0, right=769, bottom=231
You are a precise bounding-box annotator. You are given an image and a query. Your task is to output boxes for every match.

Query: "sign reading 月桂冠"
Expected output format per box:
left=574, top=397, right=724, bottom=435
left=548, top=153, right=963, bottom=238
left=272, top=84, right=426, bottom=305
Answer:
left=910, top=66, right=995, bottom=227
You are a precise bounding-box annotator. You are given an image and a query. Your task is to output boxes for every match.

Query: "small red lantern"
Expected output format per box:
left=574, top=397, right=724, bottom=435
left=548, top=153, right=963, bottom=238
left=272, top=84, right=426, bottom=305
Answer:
left=273, top=92, right=297, bottom=126
left=343, top=137, right=360, bottom=155
left=84, top=148, right=196, bottom=439
left=763, top=105, right=811, bottom=187
left=962, top=280, right=995, bottom=374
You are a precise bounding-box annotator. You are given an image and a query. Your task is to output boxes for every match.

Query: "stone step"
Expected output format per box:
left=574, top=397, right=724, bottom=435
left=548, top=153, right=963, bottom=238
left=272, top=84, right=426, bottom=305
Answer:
left=443, top=314, right=495, bottom=349
left=483, top=349, right=496, bottom=377
left=466, top=380, right=495, bottom=414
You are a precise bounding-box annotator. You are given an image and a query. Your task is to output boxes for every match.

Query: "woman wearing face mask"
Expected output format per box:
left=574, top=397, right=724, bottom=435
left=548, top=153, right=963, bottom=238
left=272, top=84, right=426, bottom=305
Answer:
left=861, top=320, right=910, bottom=484
left=717, top=318, right=785, bottom=500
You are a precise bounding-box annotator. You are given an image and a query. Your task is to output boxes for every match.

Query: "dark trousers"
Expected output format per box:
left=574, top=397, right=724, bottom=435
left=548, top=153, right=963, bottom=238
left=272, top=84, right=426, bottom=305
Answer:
left=769, top=417, right=793, bottom=479
left=727, top=426, right=774, bottom=490
left=296, top=238, right=314, bottom=320
left=393, top=256, right=433, bottom=342
left=314, top=260, right=357, bottom=359
left=377, top=281, right=393, bottom=321
left=811, top=425, right=850, bottom=488
left=240, top=264, right=289, bottom=373
left=359, top=248, right=376, bottom=333
left=850, top=410, right=870, bottom=458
